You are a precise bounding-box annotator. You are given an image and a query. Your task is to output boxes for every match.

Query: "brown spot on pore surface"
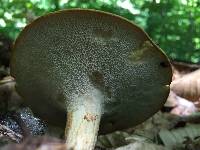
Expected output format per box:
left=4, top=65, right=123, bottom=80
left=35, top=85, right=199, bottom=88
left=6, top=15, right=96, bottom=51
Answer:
left=160, top=61, right=170, bottom=68
left=84, top=113, right=97, bottom=122
left=89, top=71, right=105, bottom=87
left=93, top=29, right=113, bottom=39
left=89, top=71, right=112, bottom=98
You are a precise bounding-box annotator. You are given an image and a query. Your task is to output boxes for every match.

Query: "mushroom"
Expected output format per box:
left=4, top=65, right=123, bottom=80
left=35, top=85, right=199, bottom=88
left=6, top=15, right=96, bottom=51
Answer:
left=11, top=9, right=172, bottom=150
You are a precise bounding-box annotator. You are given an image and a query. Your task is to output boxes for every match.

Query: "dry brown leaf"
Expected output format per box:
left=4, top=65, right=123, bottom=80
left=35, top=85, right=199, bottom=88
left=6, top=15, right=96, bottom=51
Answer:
left=114, top=142, right=168, bottom=150
left=0, top=76, right=22, bottom=112
left=170, top=69, right=200, bottom=101
left=96, top=131, right=130, bottom=148
left=159, top=124, right=200, bottom=149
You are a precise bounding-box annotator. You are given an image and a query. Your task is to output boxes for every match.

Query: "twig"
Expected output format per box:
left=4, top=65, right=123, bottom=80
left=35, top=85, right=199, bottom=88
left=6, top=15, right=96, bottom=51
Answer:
left=0, top=124, right=23, bottom=143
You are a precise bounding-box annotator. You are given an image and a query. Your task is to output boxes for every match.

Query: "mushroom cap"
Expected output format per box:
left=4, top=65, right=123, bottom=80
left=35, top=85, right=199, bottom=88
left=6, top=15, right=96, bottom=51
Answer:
left=11, top=9, right=172, bottom=134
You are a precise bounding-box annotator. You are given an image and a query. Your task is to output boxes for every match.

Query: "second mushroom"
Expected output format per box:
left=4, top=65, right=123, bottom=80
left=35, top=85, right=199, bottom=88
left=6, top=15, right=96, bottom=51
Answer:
left=11, top=9, right=172, bottom=150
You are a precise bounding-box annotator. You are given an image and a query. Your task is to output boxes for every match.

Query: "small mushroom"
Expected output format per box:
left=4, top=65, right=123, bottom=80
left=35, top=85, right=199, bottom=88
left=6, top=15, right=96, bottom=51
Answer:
left=11, top=9, right=172, bottom=150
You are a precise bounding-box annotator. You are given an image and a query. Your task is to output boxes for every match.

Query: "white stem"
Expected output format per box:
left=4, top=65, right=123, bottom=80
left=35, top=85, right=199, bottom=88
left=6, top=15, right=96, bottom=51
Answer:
left=65, top=89, right=103, bottom=150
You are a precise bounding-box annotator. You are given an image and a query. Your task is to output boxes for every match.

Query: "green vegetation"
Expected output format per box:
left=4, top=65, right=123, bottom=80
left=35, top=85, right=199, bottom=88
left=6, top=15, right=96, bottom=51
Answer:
left=0, top=0, right=200, bottom=63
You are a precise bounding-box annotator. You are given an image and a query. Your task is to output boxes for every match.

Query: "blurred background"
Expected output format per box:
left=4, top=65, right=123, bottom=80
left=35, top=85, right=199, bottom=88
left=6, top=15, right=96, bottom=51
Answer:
left=0, top=0, right=200, bottom=63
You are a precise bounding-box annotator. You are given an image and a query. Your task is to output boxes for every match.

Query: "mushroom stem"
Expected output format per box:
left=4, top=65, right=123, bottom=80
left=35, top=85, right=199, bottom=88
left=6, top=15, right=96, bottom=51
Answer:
left=65, top=88, right=103, bottom=150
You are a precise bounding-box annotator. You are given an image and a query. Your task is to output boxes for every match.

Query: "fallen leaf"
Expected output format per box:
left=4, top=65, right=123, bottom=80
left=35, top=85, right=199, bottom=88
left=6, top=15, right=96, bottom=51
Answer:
left=159, top=124, right=200, bottom=148
left=171, top=69, right=200, bottom=101
left=114, top=142, right=168, bottom=150
left=96, top=131, right=130, bottom=148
